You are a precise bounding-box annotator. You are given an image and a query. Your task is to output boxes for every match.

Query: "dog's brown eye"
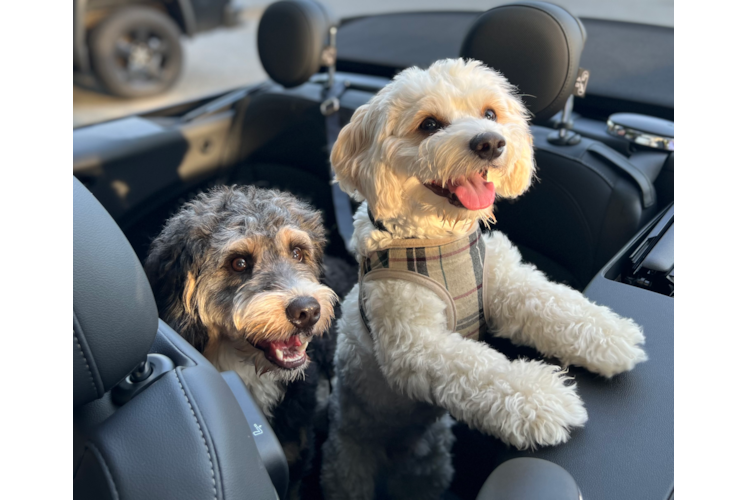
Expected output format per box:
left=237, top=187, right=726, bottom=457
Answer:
left=292, top=247, right=304, bottom=262
left=484, top=109, right=497, bottom=121
left=231, top=257, right=249, bottom=272
left=419, top=117, right=443, bottom=133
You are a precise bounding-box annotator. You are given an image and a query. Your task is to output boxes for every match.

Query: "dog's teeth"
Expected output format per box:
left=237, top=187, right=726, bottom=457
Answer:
left=275, top=349, right=284, bottom=360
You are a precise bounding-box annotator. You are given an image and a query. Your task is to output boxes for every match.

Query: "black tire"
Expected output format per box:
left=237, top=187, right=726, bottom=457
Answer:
left=89, top=6, right=184, bottom=98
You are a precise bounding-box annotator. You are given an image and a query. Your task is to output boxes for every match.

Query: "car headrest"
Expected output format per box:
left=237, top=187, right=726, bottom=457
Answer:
left=73, top=177, right=158, bottom=407
left=460, top=1, right=587, bottom=122
left=257, top=0, right=337, bottom=88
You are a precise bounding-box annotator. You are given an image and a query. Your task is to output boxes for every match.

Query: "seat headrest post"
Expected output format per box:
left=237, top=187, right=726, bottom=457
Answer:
left=323, top=26, right=338, bottom=89
left=548, top=95, right=582, bottom=146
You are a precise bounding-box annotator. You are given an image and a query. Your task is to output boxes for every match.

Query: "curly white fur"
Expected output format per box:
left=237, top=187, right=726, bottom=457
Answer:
left=483, top=231, right=648, bottom=377
left=322, top=58, right=647, bottom=500
left=363, top=276, right=589, bottom=449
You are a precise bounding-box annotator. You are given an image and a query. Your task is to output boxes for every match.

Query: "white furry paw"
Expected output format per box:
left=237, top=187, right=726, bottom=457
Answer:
left=493, top=360, right=588, bottom=450
left=576, top=313, right=648, bottom=378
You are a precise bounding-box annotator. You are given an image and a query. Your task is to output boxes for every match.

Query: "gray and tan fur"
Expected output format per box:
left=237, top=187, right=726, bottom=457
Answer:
left=144, top=185, right=337, bottom=496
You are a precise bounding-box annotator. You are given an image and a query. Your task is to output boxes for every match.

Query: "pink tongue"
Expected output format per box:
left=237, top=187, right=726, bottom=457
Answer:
left=447, top=173, right=495, bottom=210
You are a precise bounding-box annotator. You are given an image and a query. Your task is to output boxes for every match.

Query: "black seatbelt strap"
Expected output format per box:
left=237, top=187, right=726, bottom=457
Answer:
left=322, top=78, right=355, bottom=245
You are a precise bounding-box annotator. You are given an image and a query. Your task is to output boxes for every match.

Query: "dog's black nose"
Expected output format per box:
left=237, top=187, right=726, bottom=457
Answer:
left=286, top=297, right=321, bottom=329
left=469, top=132, right=506, bottom=160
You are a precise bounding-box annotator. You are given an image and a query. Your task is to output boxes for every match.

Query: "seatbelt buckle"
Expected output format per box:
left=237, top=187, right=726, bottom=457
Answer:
left=320, top=97, right=340, bottom=116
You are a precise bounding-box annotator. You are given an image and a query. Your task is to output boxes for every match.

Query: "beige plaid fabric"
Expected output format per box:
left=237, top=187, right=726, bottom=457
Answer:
left=359, top=225, right=487, bottom=341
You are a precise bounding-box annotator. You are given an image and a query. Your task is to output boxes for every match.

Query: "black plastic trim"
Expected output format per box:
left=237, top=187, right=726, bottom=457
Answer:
left=111, top=354, right=175, bottom=405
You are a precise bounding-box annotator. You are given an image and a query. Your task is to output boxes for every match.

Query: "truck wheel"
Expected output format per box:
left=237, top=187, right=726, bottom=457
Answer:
left=89, top=6, right=184, bottom=98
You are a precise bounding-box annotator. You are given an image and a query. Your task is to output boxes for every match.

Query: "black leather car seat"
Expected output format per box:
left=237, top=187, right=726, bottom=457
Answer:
left=461, top=2, right=660, bottom=289
left=73, top=177, right=280, bottom=500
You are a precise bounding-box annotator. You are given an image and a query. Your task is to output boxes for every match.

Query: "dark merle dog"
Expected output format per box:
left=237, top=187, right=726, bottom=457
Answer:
left=144, top=185, right=343, bottom=499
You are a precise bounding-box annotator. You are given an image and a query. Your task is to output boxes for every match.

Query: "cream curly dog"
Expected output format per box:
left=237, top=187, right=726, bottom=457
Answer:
left=320, top=59, right=647, bottom=500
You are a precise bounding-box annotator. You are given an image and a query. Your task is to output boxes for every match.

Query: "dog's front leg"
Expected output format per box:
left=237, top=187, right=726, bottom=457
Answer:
left=483, top=232, right=648, bottom=377
left=365, top=278, right=588, bottom=450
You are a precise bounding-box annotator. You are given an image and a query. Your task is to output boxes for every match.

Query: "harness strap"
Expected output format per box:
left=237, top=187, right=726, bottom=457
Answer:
left=357, top=227, right=488, bottom=342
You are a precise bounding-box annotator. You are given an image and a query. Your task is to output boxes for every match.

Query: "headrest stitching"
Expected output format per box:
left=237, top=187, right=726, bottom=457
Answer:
left=73, top=328, right=99, bottom=396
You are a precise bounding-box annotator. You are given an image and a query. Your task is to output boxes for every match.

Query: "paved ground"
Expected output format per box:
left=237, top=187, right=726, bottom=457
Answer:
left=73, top=0, right=673, bottom=128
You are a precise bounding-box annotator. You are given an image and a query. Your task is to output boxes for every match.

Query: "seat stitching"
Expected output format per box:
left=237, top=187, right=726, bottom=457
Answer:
left=87, top=442, right=120, bottom=500
left=74, top=329, right=98, bottom=397
left=175, top=370, right=218, bottom=500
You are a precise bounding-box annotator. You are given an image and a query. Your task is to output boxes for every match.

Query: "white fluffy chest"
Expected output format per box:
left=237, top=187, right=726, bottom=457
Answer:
left=207, top=343, right=286, bottom=418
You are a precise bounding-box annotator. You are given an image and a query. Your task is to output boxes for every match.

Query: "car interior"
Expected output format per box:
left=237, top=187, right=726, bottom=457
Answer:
left=73, top=1, right=674, bottom=499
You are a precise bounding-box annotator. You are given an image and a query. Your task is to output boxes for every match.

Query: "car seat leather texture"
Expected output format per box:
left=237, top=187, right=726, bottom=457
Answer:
left=73, top=177, right=278, bottom=500
left=73, top=176, right=157, bottom=407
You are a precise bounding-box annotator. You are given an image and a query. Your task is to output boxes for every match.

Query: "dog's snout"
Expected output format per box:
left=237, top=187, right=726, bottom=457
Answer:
left=286, top=297, right=321, bottom=329
left=469, top=132, right=506, bottom=161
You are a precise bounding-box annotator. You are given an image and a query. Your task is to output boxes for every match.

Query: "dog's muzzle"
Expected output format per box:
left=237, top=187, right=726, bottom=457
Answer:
left=255, top=295, right=324, bottom=370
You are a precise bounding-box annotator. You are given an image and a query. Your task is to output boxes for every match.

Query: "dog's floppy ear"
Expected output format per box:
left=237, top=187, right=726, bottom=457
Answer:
left=144, top=223, right=209, bottom=352
left=495, top=121, right=535, bottom=199
left=331, top=102, right=404, bottom=219
left=331, top=104, right=375, bottom=199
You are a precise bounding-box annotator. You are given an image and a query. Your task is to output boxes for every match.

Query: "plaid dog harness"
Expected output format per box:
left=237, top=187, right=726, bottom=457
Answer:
left=358, top=223, right=489, bottom=341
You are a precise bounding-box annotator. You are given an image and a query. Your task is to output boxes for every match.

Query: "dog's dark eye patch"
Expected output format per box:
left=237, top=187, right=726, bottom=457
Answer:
left=292, top=247, right=304, bottom=262
left=288, top=241, right=311, bottom=263
left=419, top=117, right=445, bottom=134
left=276, top=227, right=316, bottom=264
left=228, top=255, right=253, bottom=274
